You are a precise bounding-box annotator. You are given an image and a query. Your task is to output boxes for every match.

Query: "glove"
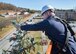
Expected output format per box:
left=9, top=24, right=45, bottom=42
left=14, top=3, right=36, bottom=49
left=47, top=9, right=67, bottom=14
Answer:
left=15, top=24, right=21, bottom=31
left=12, top=20, right=21, bottom=31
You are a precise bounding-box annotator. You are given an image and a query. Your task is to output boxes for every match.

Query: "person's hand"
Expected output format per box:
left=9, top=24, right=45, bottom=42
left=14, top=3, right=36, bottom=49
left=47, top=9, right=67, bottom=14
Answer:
left=15, top=24, right=21, bottom=31
left=11, top=20, right=20, bottom=30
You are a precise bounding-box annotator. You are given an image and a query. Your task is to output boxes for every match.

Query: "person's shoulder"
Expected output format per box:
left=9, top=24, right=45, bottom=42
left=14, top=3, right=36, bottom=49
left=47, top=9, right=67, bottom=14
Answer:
left=54, top=16, right=60, bottom=19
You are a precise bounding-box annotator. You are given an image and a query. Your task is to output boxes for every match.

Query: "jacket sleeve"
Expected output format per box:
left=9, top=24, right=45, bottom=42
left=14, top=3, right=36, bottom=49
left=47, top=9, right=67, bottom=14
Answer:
left=20, top=20, right=49, bottom=31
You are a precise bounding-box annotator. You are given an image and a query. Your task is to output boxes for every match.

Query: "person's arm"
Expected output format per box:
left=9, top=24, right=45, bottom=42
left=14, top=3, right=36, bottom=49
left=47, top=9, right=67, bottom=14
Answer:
left=20, top=20, right=49, bottom=31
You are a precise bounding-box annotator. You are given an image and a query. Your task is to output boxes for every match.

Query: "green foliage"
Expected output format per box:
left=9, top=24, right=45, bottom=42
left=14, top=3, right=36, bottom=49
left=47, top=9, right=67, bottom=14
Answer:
left=27, top=9, right=35, bottom=13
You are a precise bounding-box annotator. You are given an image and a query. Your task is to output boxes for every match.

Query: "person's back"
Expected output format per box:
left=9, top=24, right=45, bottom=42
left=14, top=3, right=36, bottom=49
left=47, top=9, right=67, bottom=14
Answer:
left=43, top=16, right=65, bottom=44
left=44, top=16, right=66, bottom=54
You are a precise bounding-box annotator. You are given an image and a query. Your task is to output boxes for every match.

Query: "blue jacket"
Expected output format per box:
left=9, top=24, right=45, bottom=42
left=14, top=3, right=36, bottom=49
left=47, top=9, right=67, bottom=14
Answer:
left=20, top=16, right=66, bottom=47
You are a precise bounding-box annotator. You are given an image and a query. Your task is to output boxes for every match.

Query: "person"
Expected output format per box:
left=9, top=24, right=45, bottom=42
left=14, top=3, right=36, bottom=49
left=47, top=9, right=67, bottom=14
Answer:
left=16, top=5, right=75, bottom=54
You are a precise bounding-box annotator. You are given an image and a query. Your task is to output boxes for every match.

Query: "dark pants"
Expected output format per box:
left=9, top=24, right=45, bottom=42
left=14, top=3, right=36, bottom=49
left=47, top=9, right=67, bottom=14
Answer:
left=51, top=43, right=71, bottom=54
left=51, top=44, right=59, bottom=54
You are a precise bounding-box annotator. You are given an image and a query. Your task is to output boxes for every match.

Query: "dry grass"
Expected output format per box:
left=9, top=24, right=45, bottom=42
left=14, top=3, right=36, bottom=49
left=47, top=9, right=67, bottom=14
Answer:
left=0, top=25, right=15, bottom=39
left=0, top=10, right=15, bottom=14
